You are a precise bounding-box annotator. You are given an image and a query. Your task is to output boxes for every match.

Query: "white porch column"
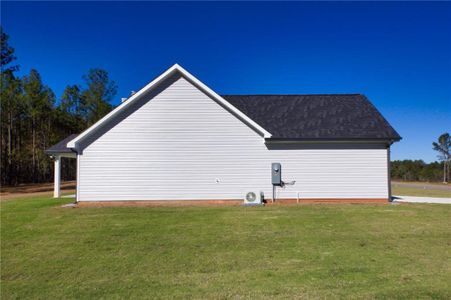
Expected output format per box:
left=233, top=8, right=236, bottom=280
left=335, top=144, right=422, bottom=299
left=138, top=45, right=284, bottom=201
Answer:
left=54, top=155, right=61, bottom=198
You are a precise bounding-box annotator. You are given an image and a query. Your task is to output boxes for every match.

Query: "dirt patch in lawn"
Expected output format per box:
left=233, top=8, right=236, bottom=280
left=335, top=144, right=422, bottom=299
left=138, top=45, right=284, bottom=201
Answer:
left=0, top=181, right=76, bottom=201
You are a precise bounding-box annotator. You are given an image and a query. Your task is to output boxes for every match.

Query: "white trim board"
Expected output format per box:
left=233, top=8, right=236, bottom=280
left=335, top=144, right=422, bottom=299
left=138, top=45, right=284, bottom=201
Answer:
left=67, top=64, right=271, bottom=150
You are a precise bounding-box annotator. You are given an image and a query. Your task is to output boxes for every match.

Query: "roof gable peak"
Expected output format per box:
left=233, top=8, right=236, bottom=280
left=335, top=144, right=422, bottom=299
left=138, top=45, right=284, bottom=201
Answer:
left=67, top=64, right=271, bottom=150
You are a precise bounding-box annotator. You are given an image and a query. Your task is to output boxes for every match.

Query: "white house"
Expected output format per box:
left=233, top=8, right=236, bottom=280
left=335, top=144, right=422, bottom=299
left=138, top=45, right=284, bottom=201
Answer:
left=46, top=64, right=401, bottom=203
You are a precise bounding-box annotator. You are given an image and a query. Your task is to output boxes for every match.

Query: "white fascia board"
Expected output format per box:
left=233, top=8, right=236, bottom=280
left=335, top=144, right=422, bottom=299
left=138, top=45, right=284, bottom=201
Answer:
left=174, top=64, right=272, bottom=138
left=67, top=64, right=180, bottom=149
left=67, top=64, right=271, bottom=149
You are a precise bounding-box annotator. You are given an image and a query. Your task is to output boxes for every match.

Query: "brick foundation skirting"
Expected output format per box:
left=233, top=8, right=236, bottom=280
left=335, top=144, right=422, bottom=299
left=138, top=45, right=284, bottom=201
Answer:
left=267, top=198, right=388, bottom=205
left=75, top=198, right=388, bottom=207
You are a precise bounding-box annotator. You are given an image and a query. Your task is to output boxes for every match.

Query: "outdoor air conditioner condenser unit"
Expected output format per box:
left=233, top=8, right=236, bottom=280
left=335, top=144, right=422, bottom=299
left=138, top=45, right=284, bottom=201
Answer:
left=243, top=191, right=264, bottom=206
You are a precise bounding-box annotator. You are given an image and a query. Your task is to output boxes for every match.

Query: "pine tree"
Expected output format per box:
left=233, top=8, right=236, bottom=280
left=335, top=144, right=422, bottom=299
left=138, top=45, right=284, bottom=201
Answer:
left=432, top=133, right=451, bottom=183
left=22, top=69, right=55, bottom=182
left=82, top=69, right=117, bottom=125
left=0, top=26, right=21, bottom=184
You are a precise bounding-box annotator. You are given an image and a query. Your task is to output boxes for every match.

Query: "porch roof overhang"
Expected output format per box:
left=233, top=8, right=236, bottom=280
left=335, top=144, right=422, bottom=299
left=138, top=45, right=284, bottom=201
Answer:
left=46, top=134, right=79, bottom=199
left=45, top=134, right=79, bottom=158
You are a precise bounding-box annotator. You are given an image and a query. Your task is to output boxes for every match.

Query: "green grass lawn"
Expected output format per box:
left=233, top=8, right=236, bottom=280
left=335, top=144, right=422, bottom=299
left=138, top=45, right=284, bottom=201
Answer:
left=1, top=197, right=450, bottom=299
left=392, top=185, right=451, bottom=198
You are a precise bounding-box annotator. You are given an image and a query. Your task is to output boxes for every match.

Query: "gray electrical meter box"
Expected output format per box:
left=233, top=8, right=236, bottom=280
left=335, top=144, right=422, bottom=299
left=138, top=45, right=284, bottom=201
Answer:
left=271, top=163, right=282, bottom=186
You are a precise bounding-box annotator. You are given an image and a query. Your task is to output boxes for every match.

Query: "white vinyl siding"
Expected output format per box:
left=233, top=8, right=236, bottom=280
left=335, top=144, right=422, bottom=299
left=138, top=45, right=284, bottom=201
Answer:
left=78, top=77, right=388, bottom=201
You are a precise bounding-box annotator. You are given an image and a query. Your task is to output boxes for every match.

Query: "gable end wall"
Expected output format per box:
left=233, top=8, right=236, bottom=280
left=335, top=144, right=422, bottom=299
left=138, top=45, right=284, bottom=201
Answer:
left=78, top=77, right=388, bottom=201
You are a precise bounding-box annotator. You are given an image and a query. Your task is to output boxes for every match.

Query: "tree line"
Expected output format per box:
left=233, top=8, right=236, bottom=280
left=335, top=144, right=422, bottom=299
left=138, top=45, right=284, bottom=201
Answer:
left=393, top=133, right=450, bottom=183
left=1, top=27, right=117, bottom=186
left=391, top=160, right=448, bottom=182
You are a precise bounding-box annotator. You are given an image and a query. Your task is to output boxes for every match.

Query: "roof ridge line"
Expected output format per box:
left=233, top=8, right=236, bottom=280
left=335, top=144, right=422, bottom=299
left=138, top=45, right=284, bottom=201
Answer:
left=222, top=93, right=364, bottom=96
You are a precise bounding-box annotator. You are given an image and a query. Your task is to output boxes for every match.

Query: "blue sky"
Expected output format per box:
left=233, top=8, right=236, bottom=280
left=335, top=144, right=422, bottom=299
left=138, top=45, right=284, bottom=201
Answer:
left=2, top=1, right=450, bottom=162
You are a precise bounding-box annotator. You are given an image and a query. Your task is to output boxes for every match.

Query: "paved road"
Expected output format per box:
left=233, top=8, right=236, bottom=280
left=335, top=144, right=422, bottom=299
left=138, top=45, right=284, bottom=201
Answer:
left=392, top=181, right=451, bottom=191
left=393, top=195, right=451, bottom=204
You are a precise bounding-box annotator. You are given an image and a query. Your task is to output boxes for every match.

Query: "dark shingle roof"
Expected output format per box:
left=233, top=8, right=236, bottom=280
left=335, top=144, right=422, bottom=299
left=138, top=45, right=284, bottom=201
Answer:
left=222, top=94, right=401, bottom=140
left=45, top=95, right=400, bottom=152
left=45, top=134, right=78, bottom=154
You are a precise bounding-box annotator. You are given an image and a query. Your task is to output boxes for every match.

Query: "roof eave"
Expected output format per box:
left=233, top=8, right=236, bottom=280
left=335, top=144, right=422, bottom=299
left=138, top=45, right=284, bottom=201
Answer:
left=44, top=150, right=76, bottom=154
left=265, top=137, right=402, bottom=143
